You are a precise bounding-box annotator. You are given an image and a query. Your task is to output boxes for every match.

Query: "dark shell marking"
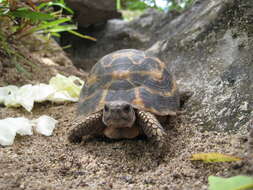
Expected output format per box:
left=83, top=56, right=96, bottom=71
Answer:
left=78, top=49, right=179, bottom=117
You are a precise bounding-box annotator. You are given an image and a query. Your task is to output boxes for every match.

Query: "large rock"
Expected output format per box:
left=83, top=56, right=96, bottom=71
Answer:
left=146, top=0, right=253, bottom=131
left=65, top=0, right=121, bottom=26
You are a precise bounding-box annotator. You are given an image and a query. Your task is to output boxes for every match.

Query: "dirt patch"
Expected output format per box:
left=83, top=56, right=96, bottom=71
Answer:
left=0, top=34, right=87, bottom=87
left=0, top=101, right=249, bottom=190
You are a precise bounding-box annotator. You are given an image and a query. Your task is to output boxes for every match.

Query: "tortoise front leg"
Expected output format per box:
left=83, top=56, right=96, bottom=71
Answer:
left=136, top=110, right=167, bottom=148
left=68, top=111, right=105, bottom=143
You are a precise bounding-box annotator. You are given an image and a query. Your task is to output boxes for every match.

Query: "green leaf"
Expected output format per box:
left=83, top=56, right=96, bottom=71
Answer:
left=0, top=0, right=7, bottom=4
left=10, top=9, right=54, bottom=21
left=190, top=153, right=242, bottom=163
left=61, top=44, right=72, bottom=49
left=0, top=7, right=10, bottom=15
left=51, top=32, right=61, bottom=37
left=26, top=18, right=71, bottom=34
left=38, top=2, right=73, bottom=14
left=126, top=1, right=149, bottom=10
left=15, top=63, right=31, bottom=78
left=116, top=0, right=121, bottom=10
left=208, top=176, right=253, bottom=190
left=37, top=24, right=77, bottom=33
left=67, top=30, right=97, bottom=41
left=49, top=74, right=84, bottom=98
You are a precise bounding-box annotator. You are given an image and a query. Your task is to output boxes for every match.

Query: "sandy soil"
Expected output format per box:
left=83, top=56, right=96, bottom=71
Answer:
left=0, top=99, right=249, bottom=190
left=0, top=45, right=251, bottom=190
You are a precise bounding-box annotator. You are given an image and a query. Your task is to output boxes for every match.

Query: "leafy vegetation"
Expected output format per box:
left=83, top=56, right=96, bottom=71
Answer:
left=190, top=153, right=242, bottom=163
left=208, top=176, right=253, bottom=190
left=117, top=0, right=195, bottom=11
left=117, top=0, right=195, bottom=20
left=0, top=0, right=95, bottom=40
left=0, top=0, right=95, bottom=76
left=190, top=152, right=252, bottom=190
left=120, top=0, right=154, bottom=11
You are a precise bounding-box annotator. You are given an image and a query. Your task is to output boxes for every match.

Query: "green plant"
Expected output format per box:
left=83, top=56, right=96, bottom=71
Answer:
left=117, top=0, right=195, bottom=12
left=0, top=0, right=96, bottom=41
left=117, top=0, right=159, bottom=21
left=119, top=0, right=155, bottom=11
left=169, top=0, right=195, bottom=11
left=208, top=176, right=253, bottom=190
left=0, top=0, right=96, bottom=77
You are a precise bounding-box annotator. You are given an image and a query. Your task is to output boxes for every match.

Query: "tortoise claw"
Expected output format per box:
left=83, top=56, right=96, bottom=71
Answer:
left=68, top=133, right=82, bottom=144
left=68, top=111, right=104, bottom=144
left=136, top=110, right=167, bottom=148
left=179, top=90, right=193, bottom=108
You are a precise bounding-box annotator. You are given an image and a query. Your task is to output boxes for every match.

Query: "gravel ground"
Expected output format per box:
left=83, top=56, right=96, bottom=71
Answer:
left=0, top=102, right=249, bottom=190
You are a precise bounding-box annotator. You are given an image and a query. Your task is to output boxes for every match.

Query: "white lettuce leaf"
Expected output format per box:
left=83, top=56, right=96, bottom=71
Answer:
left=0, top=117, right=33, bottom=146
left=0, top=116, right=58, bottom=146
left=0, top=74, right=84, bottom=111
left=33, top=115, right=58, bottom=136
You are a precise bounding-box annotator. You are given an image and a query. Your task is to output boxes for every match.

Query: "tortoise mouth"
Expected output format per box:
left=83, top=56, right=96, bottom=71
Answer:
left=107, top=122, right=134, bottom=128
left=103, top=125, right=140, bottom=139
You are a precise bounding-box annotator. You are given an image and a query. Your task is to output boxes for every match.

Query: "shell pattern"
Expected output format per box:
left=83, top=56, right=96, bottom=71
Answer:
left=78, top=49, right=179, bottom=117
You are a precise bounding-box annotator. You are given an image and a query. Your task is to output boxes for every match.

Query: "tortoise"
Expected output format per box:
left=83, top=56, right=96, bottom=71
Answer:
left=68, top=49, right=186, bottom=147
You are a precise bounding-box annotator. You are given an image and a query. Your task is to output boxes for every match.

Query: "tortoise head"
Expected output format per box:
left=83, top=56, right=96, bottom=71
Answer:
left=102, top=101, right=136, bottom=128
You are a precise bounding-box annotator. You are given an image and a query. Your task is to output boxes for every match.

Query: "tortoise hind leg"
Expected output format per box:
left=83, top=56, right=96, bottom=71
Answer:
left=136, top=110, right=167, bottom=148
left=179, top=90, right=193, bottom=108
left=68, top=111, right=105, bottom=143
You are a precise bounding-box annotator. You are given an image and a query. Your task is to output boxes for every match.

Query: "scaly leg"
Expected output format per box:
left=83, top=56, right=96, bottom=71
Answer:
left=68, top=111, right=105, bottom=143
left=136, top=110, right=167, bottom=148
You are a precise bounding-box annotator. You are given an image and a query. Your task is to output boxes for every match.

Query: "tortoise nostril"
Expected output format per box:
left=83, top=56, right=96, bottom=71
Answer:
left=123, top=104, right=131, bottom=112
left=104, top=104, right=109, bottom=112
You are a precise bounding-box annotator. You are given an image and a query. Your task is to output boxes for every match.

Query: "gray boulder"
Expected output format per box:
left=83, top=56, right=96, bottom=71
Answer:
left=146, top=0, right=253, bottom=131
left=65, top=0, right=121, bottom=26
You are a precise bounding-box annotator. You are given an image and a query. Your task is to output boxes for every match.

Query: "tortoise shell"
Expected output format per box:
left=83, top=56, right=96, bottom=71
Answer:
left=78, top=49, right=179, bottom=117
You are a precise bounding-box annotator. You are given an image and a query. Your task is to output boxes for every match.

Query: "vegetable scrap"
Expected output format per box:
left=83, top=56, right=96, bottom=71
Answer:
left=0, top=74, right=84, bottom=112
left=0, top=116, right=58, bottom=146
left=190, top=153, right=242, bottom=163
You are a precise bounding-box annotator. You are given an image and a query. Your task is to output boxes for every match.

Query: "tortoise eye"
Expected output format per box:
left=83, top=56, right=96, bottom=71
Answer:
left=123, top=104, right=130, bottom=112
left=104, top=105, right=109, bottom=112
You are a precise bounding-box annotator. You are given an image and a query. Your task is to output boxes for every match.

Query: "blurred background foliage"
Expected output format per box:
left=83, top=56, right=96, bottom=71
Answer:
left=0, top=0, right=194, bottom=74
left=0, top=0, right=95, bottom=40
left=117, top=0, right=195, bottom=20
left=0, top=0, right=95, bottom=76
left=118, top=0, right=194, bottom=10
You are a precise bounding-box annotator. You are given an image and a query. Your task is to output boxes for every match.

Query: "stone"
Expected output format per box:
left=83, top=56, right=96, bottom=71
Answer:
left=65, top=0, right=121, bottom=26
left=146, top=0, right=253, bottom=131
